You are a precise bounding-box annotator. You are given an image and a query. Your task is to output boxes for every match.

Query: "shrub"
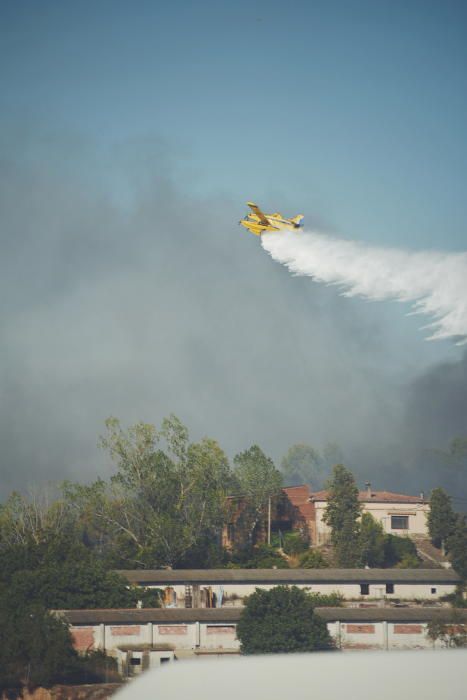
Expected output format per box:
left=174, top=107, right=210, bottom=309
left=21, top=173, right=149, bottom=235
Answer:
left=282, top=531, right=309, bottom=555
left=299, top=549, right=329, bottom=568
left=236, top=586, right=335, bottom=654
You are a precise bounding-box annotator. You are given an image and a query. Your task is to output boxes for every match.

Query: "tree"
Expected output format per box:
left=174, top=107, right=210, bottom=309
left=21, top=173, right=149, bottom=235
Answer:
left=427, top=488, right=456, bottom=551
left=426, top=610, right=467, bottom=648
left=447, top=516, right=467, bottom=580
left=323, top=464, right=361, bottom=567
left=0, top=599, right=78, bottom=691
left=0, top=536, right=160, bottom=609
left=93, top=415, right=233, bottom=567
left=0, top=487, right=74, bottom=549
left=281, top=444, right=324, bottom=488
left=233, top=445, right=283, bottom=544
left=236, top=586, right=334, bottom=654
left=359, top=513, right=386, bottom=567
left=0, top=595, right=119, bottom=693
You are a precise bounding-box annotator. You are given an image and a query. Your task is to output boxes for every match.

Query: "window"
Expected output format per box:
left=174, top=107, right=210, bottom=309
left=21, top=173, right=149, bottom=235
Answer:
left=360, top=583, right=369, bottom=595
left=160, top=657, right=171, bottom=664
left=391, top=515, right=409, bottom=530
left=386, top=583, right=394, bottom=594
left=431, top=587, right=437, bottom=595
left=130, top=658, right=141, bottom=666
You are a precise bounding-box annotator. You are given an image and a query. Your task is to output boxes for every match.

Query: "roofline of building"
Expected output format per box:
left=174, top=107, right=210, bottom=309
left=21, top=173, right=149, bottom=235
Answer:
left=54, top=606, right=467, bottom=625
left=116, top=568, right=460, bottom=585
left=314, top=607, right=467, bottom=623
left=54, top=607, right=243, bottom=625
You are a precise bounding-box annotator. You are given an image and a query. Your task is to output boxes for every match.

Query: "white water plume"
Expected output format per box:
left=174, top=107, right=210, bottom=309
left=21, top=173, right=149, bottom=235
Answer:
left=261, top=230, right=467, bottom=344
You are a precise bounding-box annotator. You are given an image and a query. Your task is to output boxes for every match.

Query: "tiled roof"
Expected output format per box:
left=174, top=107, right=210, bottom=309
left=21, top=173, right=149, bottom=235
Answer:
left=55, top=606, right=467, bottom=626
left=282, top=485, right=315, bottom=520
left=56, top=607, right=243, bottom=625
left=311, top=490, right=426, bottom=504
left=315, top=607, right=467, bottom=622
left=117, top=568, right=459, bottom=585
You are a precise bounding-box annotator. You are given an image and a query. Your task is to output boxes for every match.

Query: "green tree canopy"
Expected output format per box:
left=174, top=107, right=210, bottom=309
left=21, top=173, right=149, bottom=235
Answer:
left=0, top=595, right=119, bottom=694
left=236, top=586, right=334, bottom=654
left=71, top=414, right=235, bottom=568
left=0, top=536, right=159, bottom=609
left=427, top=487, right=457, bottom=550
left=323, top=464, right=361, bottom=567
left=233, top=445, right=283, bottom=543
left=0, top=599, right=77, bottom=691
left=447, top=516, right=467, bottom=580
left=359, top=513, right=386, bottom=567
left=298, top=549, right=329, bottom=568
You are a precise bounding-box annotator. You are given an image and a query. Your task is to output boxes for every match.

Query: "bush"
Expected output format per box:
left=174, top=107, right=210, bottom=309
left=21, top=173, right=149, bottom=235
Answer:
left=237, top=586, right=335, bottom=654
left=229, top=544, right=289, bottom=569
left=308, top=591, right=344, bottom=607
left=384, top=535, right=420, bottom=568
left=282, top=531, right=309, bottom=555
left=299, top=549, right=329, bottom=568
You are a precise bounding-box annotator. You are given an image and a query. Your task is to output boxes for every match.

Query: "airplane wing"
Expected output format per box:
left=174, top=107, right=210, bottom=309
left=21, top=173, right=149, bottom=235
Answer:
left=247, top=202, right=270, bottom=226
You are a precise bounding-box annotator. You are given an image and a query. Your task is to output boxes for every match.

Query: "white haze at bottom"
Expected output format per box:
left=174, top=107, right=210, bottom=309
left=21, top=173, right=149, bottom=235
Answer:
left=115, top=650, right=467, bottom=700
left=261, top=230, right=467, bottom=344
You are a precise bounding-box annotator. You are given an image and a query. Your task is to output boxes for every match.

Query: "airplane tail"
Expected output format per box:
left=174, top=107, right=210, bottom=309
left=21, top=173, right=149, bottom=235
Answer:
left=291, top=214, right=304, bottom=226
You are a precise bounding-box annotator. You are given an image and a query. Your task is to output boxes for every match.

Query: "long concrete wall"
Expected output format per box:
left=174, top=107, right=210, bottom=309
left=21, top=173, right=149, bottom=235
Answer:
left=153, top=580, right=456, bottom=605
left=69, top=612, right=464, bottom=656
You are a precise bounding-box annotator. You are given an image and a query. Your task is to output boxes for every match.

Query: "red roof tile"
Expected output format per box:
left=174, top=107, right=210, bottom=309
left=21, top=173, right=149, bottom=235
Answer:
left=282, top=485, right=315, bottom=519
left=311, top=490, right=426, bottom=504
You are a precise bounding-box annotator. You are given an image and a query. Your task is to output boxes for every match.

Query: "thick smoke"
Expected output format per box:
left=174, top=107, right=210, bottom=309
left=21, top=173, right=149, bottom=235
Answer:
left=1, top=125, right=465, bottom=501
left=262, top=231, right=467, bottom=344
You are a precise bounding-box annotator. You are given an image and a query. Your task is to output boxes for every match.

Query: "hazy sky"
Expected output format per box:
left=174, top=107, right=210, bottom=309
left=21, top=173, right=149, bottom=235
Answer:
left=1, top=1, right=466, bottom=500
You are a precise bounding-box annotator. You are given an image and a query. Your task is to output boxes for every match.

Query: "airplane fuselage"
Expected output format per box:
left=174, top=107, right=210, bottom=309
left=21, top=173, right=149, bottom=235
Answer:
left=240, top=202, right=304, bottom=236
left=240, top=212, right=303, bottom=236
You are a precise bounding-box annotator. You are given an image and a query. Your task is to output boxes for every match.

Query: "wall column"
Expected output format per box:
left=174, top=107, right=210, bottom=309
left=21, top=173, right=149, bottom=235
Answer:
left=97, top=623, right=106, bottom=651
left=382, top=620, right=389, bottom=651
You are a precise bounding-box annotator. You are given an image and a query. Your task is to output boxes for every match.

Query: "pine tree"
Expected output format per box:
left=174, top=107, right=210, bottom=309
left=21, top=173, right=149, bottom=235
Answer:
left=427, top=488, right=456, bottom=551
left=323, top=464, right=361, bottom=567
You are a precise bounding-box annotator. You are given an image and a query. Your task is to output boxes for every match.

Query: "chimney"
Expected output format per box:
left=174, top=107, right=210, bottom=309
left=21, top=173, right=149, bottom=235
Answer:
left=420, top=492, right=425, bottom=501
left=365, top=482, right=372, bottom=498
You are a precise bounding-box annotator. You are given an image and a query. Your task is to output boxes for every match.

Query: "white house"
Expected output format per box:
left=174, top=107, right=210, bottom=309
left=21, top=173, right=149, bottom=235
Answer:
left=311, top=485, right=429, bottom=544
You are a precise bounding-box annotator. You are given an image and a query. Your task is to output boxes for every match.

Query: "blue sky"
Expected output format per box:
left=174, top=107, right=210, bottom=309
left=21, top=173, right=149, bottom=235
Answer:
left=2, top=0, right=466, bottom=247
left=0, top=0, right=466, bottom=494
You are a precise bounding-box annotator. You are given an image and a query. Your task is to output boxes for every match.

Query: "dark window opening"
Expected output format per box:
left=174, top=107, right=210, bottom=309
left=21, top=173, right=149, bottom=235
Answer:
left=360, top=583, right=369, bottom=595
left=160, top=657, right=171, bottom=664
left=386, top=583, right=394, bottom=594
left=431, top=587, right=437, bottom=594
left=130, top=658, right=141, bottom=666
left=391, top=515, right=409, bottom=530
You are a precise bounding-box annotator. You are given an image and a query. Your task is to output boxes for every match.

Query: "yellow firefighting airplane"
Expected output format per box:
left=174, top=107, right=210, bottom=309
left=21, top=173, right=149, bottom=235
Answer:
left=239, top=201, right=304, bottom=236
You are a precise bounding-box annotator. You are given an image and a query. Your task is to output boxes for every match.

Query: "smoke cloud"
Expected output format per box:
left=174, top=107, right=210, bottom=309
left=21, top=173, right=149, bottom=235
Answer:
left=0, top=124, right=465, bottom=501
left=262, top=231, right=467, bottom=344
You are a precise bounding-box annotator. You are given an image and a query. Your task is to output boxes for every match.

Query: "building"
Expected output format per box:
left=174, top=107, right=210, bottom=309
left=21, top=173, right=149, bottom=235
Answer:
left=57, top=608, right=242, bottom=674
left=223, top=484, right=429, bottom=549
left=118, top=568, right=459, bottom=606
left=317, top=606, right=467, bottom=650
left=222, top=485, right=316, bottom=549
left=311, top=484, right=429, bottom=544
left=57, top=605, right=467, bottom=663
